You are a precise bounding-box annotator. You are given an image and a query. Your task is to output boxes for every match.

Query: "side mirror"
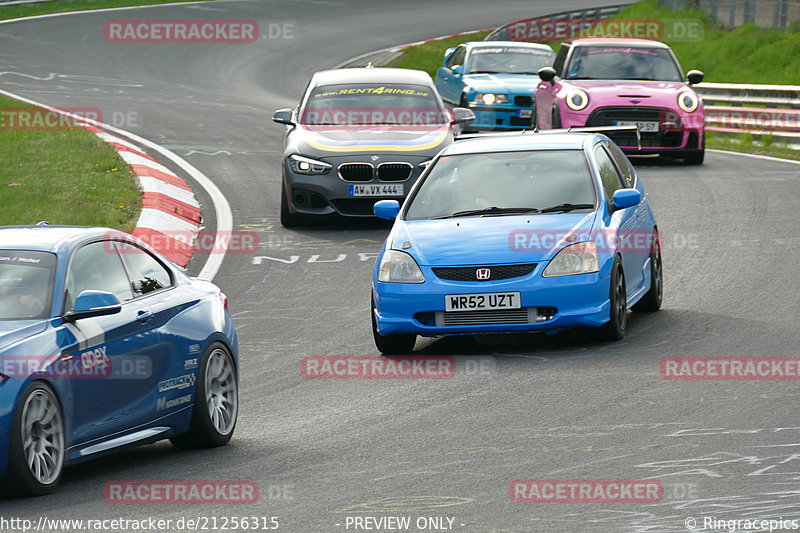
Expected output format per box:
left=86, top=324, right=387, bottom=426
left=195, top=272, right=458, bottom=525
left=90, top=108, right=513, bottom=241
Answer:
left=64, top=290, right=121, bottom=322
left=686, top=70, right=704, bottom=85
left=272, top=108, right=294, bottom=125
left=612, top=188, right=641, bottom=211
left=538, top=67, right=556, bottom=84
left=452, top=65, right=464, bottom=76
left=374, top=200, right=401, bottom=220
left=452, top=107, right=476, bottom=125
left=444, top=47, right=455, bottom=62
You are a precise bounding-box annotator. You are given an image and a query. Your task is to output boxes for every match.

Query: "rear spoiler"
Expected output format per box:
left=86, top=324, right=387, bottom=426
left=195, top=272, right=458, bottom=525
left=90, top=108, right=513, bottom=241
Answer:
left=456, top=125, right=642, bottom=150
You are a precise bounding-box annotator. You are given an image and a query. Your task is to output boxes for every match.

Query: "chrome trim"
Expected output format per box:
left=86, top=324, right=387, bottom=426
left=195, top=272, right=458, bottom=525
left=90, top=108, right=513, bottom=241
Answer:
left=337, top=162, right=374, bottom=182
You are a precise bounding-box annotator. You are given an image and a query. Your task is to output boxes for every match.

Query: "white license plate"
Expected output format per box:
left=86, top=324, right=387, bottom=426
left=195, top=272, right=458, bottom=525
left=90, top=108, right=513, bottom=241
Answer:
left=445, top=292, right=521, bottom=312
left=516, top=109, right=532, bottom=118
left=613, top=120, right=659, bottom=132
left=348, top=184, right=404, bottom=197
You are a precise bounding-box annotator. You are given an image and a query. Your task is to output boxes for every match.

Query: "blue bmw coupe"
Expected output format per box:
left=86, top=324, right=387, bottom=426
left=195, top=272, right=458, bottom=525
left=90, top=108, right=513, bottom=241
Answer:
left=0, top=226, right=238, bottom=496
left=371, top=131, right=662, bottom=353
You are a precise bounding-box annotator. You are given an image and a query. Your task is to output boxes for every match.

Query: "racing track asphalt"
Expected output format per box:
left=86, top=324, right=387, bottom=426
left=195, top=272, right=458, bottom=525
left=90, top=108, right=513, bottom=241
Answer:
left=2, top=1, right=800, bottom=531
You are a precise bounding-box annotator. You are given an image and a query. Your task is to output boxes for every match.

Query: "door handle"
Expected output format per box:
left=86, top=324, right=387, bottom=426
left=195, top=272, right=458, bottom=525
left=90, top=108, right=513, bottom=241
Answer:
left=136, top=309, right=153, bottom=323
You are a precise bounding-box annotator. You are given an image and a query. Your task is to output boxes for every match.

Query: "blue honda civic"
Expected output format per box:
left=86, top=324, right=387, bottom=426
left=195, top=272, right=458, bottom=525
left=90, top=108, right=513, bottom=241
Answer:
left=0, top=226, right=238, bottom=496
left=371, top=131, right=662, bottom=353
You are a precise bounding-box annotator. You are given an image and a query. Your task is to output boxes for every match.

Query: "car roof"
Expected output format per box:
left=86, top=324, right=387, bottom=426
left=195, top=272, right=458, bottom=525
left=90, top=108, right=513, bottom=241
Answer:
left=466, top=41, right=554, bottom=52
left=568, top=37, right=670, bottom=48
left=312, top=67, right=434, bottom=87
left=0, top=226, right=126, bottom=254
left=442, top=132, right=598, bottom=155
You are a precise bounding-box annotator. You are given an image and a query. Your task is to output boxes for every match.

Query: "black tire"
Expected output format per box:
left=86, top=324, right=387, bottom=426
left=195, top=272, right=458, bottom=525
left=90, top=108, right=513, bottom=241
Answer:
left=681, top=149, right=704, bottom=165
left=371, top=297, right=416, bottom=355
left=5, top=381, right=65, bottom=496
left=280, top=181, right=303, bottom=227
left=459, top=94, right=478, bottom=134
left=597, top=257, right=627, bottom=341
left=171, top=342, right=238, bottom=449
left=552, top=104, right=562, bottom=129
left=633, top=229, right=663, bottom=312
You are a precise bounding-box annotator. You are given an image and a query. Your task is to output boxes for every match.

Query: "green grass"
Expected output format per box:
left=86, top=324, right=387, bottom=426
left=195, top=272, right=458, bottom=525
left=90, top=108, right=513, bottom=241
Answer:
left=389, top=32, right=491, bottom=79
left=0, top=96, right=141, bottom=230
left=612, top=0, right=800, bottom=84
left=707, top=132, right=800, bottom=161
left=0, top=0, right=215, bottom=21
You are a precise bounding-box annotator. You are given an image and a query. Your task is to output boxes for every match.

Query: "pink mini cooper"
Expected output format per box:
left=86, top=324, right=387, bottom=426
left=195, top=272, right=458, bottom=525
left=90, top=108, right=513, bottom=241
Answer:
left=536, top=38, right=705, bottom=164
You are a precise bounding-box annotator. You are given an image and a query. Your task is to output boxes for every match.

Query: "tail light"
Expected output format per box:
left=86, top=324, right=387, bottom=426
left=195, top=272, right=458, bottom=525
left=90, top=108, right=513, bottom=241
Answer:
left=219, top=292, right=229, bottom=313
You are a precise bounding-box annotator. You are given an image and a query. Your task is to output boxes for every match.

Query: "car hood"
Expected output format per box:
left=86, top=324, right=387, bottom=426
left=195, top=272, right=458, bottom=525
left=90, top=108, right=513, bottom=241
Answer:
left=0, top=320, right=48, bottom=353
left=464, top=73, right=541, bottom=94
left=392, top=212, right=597, bottom=266
left=292, top=123, right=452, bottom=156
left=563, top=80, right=692, bottom=107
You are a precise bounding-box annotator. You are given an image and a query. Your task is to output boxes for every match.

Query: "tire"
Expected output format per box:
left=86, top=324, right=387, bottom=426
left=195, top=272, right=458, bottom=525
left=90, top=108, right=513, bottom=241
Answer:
left=681, top=149, right=704, bottom=165
left=552, top=104, right=562, bottom=129
left=371, top=297, right=416, bottom=355
left=5, top=382, right=65, bottom=496
left=597, top=257, right=627, bottom=341
left=171, top=343, right=238, bottom=449
left=633, top=229, right=663, bottom=312
left=459, top=94, right=478, bottom=134
left=280, top=181, right=303, bottom=227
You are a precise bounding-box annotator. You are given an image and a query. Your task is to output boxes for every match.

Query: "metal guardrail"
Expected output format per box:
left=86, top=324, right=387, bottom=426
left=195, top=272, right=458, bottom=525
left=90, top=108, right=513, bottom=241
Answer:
left=484, top=4, right=628, bottom=41
left=695, top=83, right=800, bottom=140
left=0, top=0, right=57, bottom=6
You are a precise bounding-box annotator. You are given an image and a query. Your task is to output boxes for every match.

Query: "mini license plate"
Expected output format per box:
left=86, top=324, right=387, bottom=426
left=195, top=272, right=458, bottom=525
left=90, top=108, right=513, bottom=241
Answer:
left=445, top=292, right=521, bottom=312
left=516, top=109, right=533, bottom=118
left=613, top=120, right=659, bottom=132
left=348, top=184, right=404, bottom=197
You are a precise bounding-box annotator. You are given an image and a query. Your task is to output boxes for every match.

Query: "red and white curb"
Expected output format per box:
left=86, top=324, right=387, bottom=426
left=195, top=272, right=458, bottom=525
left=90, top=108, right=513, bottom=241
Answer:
left=85, top=125, right=201, bottom=267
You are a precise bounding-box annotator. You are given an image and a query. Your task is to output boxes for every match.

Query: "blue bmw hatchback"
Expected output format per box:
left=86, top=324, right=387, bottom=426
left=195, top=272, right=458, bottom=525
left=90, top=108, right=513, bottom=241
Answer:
left=371, top=131, right=662, bottom=353
left=0, top=226, right=238, bottom=496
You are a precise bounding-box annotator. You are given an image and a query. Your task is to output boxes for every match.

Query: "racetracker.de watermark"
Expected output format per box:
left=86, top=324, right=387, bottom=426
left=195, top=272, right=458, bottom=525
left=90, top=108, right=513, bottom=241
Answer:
left=661, top=357, right=800, bottom=380
left=104, top=20, right=259, bottom=43
left=300, top=108, right=453, bottom=130
left=508, top=17, right=703, bottom=42
left=0, top=108, right=100, bottom=131
left=509, top=479, right=663, bottom=503
left=104, top=480, right=258, bottom=504
left=1, top=354, right=152, bottom=380
left=107, top=230, right=259, bottom=255
left=509, top=229, right=662, bottom=254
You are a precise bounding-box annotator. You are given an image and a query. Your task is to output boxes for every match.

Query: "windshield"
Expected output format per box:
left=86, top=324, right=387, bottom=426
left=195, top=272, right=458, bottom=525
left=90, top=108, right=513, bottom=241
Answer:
left=0, top=251, right=56, bottom=320
left=301, top=83, right=447, bottom=126
left=565, top=46, right=683, bottom=82
left=467, top=46, right=554, bottom=74
left=405, top=150, right=596, bottom=220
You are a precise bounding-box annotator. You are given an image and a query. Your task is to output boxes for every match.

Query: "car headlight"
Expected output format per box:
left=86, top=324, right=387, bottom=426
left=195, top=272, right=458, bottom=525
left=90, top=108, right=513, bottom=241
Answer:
left=378, top=250, right=425, bottom=283
left=289, top=154, right=332, bottom=175
left=677, top=90, right=699, bottom=112
left=565, top=89, right=589, bottom=111
left=473, top=93, right=509, bottom=105
left=542, top=241, right=599, bottom=277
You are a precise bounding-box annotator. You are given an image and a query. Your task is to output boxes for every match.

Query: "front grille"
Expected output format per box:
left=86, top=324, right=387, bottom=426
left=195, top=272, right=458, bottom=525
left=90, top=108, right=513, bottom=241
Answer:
left=509, top=116, right=533, bottom=127
left=514, top=95, right=533, bottom=107
left=338, top=163, right=373, bottom=182
left=432, top=264, right=536, bottom=282
left=586, top=107, right=683, bottom=148
left=330, top=198, right=382, bottom=216
left=443, top=309, right=530, bottom=326
left=377, top=163, right=412, bottom=181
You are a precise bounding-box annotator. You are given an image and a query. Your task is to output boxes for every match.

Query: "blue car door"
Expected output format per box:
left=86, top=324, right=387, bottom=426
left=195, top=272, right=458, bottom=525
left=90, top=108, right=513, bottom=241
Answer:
left=60, top=240, right=163, bottom=448
left=115, top=240, right=194, bottom=423
left=436, top=45, right=467, bottom=105
left=593, top=144, right=645, bottom=296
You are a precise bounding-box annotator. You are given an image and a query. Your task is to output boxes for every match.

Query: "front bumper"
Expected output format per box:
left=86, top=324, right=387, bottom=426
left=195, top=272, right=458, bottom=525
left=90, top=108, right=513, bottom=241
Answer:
left=468, top=104, right=535, bottom=130
left=373, top=265, right=612, bottom=337
left=283, top=157, right=428, bottom=218
left=560, top=105, right=705, bottom=152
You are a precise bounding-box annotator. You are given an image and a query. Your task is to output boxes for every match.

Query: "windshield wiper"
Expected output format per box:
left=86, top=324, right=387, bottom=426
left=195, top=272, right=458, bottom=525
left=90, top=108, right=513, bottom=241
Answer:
left=539, top=203, right=595, bottom=213
left=432, top=206, right=540, bottom=219
left=468, top=71, right=501, bottom=75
